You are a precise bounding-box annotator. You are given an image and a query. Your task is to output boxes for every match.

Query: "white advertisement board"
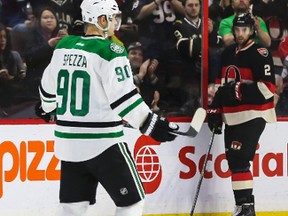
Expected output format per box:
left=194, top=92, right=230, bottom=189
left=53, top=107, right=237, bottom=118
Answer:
left=0, top=122, right=287, bottom=215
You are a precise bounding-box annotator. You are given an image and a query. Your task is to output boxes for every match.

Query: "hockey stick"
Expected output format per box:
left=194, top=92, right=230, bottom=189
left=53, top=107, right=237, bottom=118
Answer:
left=123, top=107, right=206, bottom=138
left=170, top=107, right=206, bottom=137
left=190, top=129, right=216, bottom=216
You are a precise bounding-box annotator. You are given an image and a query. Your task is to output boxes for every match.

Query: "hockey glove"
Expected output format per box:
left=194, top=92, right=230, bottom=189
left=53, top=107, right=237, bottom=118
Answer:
left=140, top=113, right=179, bottom=142
left=35, top=101, right=56, bottom=123
left=220, top=81, right=243, bottom=101
left=207, top=107, right=223, bottom=134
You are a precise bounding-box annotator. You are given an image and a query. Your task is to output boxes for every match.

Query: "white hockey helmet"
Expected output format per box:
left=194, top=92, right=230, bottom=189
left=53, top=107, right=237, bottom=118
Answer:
left=81, top=0, right=122, bottom=32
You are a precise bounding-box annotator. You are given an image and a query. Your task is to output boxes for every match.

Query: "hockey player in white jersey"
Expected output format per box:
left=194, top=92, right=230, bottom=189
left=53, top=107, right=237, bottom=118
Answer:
left=36, top=0, right=179, bottom=215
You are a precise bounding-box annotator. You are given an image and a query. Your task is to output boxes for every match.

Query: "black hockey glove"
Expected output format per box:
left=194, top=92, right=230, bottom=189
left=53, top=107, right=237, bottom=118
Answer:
left=220, top=81, right=243, bottom=102
left=207, top=107, right=223, bottom=134
left=35, top=101, right=56, bottom=123
left=140, top=113, right=179, bottom=142
left=207, top=88, right=223, bottom=134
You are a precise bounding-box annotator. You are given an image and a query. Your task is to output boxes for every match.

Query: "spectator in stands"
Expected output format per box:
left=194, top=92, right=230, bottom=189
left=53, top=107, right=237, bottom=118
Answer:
left=209, top=0, right=225, bottom=27
left=10, top=2, right=36, bottom=58
left=127, top=42, right=160, bottom=113
left=274, top=72, right=288, bottom=116
left=278, top=36, right=288, bottom=76
left=132, top=0, right=184, bottom=62
left=219, top=0, right=234, bottom=18
left=0, top=0, right=28, bottom=28
left=274, top=74, right=283, bottom=106
left=29, top=0, right=83, bottom=35
left=116, top=0, right=139, bottom=46
left=133, top=0, right=189, bottom=115
left=208, top=83, right=217, bottom=105
left=10, top=0, right=83, bottom=49
left=275, top=36, right=288, bottom=116
left=0, top=22, right=26, bottom=116
left=21, top=7, right=68, bottom=100
left=209, top=1, right=226, bottom=85
left=252, top=0, right=288, bottom=22
left=172, top=0, right=220, bottom=115
left=219, top=0, right=271, bottom=47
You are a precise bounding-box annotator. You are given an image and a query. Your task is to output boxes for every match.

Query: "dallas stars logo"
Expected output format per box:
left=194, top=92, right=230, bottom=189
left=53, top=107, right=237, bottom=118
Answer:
left=110, top=43, right=124, bottom=54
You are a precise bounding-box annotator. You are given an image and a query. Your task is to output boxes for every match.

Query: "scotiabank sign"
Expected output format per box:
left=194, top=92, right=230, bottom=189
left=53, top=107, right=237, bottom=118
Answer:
left=0, top=123, right=287, bottom=215
left=179, top=143, right=286, bottom=179
left=133, top=135, right=287, bottom=196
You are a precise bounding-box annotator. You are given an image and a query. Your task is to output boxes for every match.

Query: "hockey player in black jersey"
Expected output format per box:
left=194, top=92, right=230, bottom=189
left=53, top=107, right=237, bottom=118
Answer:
left=207, top=13, right=276, bottom=216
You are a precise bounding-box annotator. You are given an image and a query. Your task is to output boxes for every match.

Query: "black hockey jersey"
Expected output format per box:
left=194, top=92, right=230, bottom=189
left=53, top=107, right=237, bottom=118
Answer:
left=172, top=17, right=220, bottom=60
left=172, top=17, right=202, bottom=60
left=132, top=0, right=179, bottom=50
left=215, top=41, right=276, bottom=125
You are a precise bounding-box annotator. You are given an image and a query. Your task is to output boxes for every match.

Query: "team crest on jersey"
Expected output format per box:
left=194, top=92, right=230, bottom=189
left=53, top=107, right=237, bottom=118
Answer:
left=224, top=65, right=241, bottom=83
left=257, top=48, right=268, bottom=57
left=110, top=43, right=124, bottom=54
left=231, top=141, right=242, bottom=150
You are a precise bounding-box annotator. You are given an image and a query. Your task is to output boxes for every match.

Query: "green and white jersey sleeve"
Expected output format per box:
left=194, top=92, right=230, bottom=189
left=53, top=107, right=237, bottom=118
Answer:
left=39, top=35, right=151, bottom=162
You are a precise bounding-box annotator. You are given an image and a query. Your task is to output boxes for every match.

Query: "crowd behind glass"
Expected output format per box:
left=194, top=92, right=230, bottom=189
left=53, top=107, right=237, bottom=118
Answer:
left=0, top=0, right=287, bottom=120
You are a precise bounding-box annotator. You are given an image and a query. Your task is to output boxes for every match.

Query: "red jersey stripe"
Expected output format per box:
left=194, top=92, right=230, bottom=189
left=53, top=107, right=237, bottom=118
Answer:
left=232, top=172, right=253, bottom=181
left=223, top=102, right=274, bottom=113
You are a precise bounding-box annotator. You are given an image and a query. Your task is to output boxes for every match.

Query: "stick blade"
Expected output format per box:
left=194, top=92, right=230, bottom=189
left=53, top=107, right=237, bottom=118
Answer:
left=190, top=107, right=206, bottom=134
left=171, top=107, right=206, bottom=137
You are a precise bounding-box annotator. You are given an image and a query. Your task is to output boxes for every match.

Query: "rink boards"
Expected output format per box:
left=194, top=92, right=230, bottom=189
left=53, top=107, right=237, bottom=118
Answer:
left=0, top=122, right=287, bottom=216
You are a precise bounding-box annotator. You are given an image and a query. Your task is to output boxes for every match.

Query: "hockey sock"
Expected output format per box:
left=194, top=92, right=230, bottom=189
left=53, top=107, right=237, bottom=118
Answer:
left=115, top=199, right=144, bottom=216
left=231, top=171, right=254, bottom=205
left=57, top=201, right=89, bottom=216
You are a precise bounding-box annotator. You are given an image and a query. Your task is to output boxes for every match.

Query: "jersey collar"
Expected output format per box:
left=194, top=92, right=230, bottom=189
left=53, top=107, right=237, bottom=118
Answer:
left=235, top=40, right=255, bottom=54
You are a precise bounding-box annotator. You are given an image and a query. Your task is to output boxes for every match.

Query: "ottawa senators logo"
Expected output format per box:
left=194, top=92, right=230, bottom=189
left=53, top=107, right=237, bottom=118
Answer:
left=257, top=48, right=269, bottom=57
left=224, top=65, right=241, bottom=83
left=231, top=141, right=242, bottom=150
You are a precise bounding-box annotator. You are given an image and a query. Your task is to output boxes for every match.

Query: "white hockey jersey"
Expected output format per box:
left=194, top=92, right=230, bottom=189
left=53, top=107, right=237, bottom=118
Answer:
left=39, top=35, right=151, bottom=162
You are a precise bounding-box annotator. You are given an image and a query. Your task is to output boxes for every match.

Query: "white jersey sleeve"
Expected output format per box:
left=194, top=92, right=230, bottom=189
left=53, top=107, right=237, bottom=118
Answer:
left=99, top=51, right=150, bottom=129
left=39, top=63, right=57, bottom=113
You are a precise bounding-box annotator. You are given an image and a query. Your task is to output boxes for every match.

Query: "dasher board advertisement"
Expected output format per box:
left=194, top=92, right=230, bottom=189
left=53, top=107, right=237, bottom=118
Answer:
left=0, top=123, right=287, bottom=216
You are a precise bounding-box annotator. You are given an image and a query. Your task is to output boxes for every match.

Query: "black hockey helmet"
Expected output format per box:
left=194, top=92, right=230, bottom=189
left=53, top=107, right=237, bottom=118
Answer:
left=232, top=13, right=255, bottom=39
left=233, top=13, right=255, bottom=28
